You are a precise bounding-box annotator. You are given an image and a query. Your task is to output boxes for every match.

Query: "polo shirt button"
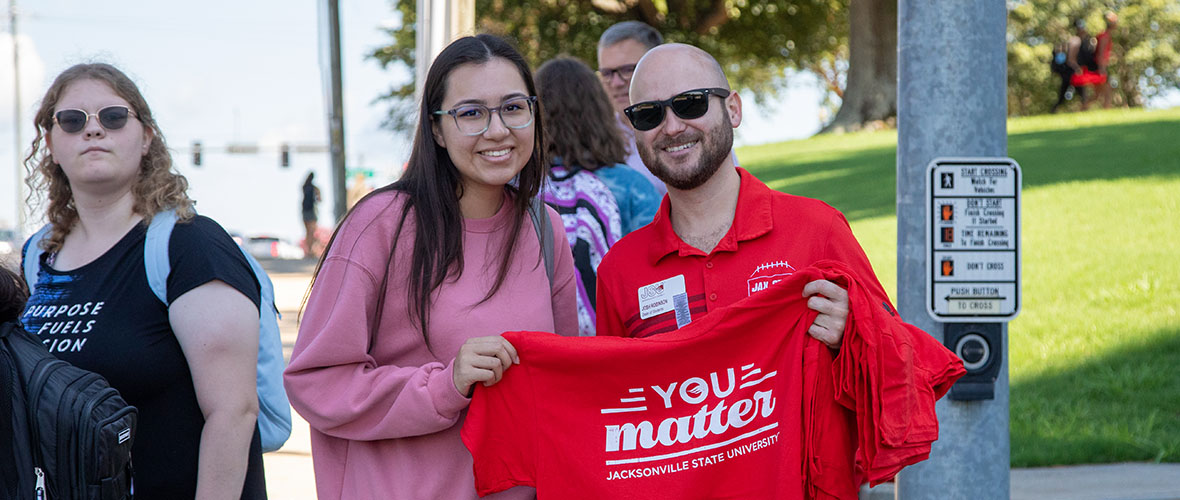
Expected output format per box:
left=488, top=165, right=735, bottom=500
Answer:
left=709, top=293, right=718, bottom=301
left=705, top=261, right=714, bottom=269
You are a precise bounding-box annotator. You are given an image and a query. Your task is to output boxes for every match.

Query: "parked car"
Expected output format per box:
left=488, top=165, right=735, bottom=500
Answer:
left=0, top=228, right=18, bottom=257
left=0, top=229, right=19, bottom=270
left=243, top=235, right=305, bottom=260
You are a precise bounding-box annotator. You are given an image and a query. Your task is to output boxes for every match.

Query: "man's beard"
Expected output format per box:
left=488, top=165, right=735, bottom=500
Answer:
left=637, top=114, right=734, bottom=191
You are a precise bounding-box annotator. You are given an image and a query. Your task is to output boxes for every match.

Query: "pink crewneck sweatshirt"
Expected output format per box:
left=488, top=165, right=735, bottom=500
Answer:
left=284, top=190, right=577, bottom=500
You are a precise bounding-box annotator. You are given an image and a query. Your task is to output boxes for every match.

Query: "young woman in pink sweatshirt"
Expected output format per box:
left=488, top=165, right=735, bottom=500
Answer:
left=283, top=34, right=578, bottom=500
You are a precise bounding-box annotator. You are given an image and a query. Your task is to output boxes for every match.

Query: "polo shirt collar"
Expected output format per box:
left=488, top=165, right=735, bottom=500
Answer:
left=646, top=167, right=775, bottom=263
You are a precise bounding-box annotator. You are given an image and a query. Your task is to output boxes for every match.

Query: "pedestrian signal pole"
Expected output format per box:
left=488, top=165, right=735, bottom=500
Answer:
left=896, top=1, right=1014, bottom=499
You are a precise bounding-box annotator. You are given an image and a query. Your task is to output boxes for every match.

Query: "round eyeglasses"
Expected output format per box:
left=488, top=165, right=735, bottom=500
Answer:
left=433, top=96, right=538, bottom=136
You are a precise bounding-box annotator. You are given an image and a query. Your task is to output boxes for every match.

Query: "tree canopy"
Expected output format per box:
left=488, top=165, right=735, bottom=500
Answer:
left=1007, top=0, right=1180, bottom=115
left=368, top=0, right=1180, bottom=135
left=369, top=0, right=848, bottom=132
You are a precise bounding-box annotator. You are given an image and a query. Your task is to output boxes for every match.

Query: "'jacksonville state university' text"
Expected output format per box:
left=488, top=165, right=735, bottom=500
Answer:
left=604, top=367, right=777, bottom=453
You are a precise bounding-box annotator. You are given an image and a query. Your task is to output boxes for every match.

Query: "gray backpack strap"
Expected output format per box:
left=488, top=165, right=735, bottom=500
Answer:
left=528, top=198, right=555, bottom=289
left=144, top=209, right=180, bottom=304
left=21, top=225, right=53, bottom=293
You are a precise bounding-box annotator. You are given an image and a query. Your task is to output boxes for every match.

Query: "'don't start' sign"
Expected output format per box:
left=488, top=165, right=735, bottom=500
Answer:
left=926, top=158, right=1021, bottom=322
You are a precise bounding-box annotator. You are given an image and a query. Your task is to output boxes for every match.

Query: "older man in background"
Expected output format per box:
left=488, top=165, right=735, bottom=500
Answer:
left=597, top=21, right=668, bottom=195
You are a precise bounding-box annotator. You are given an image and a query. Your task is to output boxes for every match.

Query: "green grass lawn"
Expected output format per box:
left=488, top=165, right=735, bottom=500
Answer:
left=737, top=106, right=1180, bottom=467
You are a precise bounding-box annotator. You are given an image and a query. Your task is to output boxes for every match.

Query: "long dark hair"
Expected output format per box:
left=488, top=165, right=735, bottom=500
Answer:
left=535, top=56, right=627, bottom=171
left=305, top=34, right=546, bottom=343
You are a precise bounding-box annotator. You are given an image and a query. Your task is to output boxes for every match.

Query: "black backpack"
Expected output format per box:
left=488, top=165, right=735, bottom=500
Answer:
left=1050, top=45, right=1070, bottom=74
left=0, top=321, right=136, bottom=500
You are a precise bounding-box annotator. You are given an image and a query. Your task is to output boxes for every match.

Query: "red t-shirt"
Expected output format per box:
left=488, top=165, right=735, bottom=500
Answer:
left=462, top=262, right=965, bottom=499
left=595, top=167, right=891, bottom=339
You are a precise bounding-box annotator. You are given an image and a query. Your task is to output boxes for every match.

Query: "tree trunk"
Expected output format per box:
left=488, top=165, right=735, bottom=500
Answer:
left=820, top=0, right=897, bottom=133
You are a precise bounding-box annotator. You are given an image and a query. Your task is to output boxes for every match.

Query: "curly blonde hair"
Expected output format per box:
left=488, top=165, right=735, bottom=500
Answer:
left=24, top=63, right=194, bottom=253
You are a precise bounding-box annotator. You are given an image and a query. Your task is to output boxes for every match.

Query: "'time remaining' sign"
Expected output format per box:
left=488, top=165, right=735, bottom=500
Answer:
left=926, top=158, right=1021, bottom=322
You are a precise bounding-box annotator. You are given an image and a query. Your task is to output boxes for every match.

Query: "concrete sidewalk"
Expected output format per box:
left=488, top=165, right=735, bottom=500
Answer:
left=261, top=259, right=1180, bottom=500
left=261, top=262, right=317, bottom=499
left=859, top=463, right=1180, bottom=500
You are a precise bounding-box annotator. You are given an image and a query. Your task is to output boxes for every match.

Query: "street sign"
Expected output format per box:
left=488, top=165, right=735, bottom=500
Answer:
left=226, top=143, right=261, bottom=154
left=346, top=168, right=376, bottom=178
left=926, top=158, right=1021, bottom=322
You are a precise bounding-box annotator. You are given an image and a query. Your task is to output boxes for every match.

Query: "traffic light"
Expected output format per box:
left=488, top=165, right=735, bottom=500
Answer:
left=280, top=143, right=290, bottom=168
left=192, top=141, right=202, bottom=166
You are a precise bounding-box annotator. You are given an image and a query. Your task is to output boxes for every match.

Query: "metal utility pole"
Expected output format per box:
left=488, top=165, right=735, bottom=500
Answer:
left=326, top=0, right=347, bottom=221
left=10, top=0, right=24, bottom=237
left=896, top=0, right=1011, bottom=499
left=415, top=0, right=474, bottom=102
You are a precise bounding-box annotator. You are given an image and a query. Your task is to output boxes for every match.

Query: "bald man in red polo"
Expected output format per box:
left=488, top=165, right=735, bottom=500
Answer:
left=462, top=49, right=960, bottom=497
left=596, top=44, right=894, bottom=343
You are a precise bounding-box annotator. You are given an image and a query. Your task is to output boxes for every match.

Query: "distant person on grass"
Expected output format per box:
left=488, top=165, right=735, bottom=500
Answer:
left=1067, top=18, right=1105, bottom=110
left=1094, top=11, right=1119, bottom=109
left=1050, top=41, right=1075, bottom=113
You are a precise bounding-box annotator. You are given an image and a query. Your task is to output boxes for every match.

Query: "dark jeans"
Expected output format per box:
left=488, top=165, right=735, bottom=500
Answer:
left=1052, top=70, right=1080, bottom=113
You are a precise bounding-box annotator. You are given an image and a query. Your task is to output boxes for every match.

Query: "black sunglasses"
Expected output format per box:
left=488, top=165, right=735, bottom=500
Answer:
left=623, top=88, right=730, bottom=131
left=53, top=105, right=137, bottom=134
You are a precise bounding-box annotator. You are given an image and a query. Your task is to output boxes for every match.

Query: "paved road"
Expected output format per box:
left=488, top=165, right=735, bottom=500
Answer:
left=259, top=259, right=1180, bottom=500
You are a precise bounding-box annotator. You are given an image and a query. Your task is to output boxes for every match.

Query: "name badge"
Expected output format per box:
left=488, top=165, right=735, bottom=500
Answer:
left=638, top=275, right=691, bottom=327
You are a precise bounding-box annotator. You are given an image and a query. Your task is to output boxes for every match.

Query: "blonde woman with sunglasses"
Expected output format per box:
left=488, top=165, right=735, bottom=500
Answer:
left=21, top=63, right=267, bottom=499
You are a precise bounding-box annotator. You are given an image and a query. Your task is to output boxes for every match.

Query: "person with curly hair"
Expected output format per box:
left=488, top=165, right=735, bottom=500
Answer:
left=20, top=63, right=267, bottom=499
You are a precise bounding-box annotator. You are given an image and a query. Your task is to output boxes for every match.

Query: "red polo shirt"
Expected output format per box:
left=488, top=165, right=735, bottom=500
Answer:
left=596, top=167, right=892, bottom=338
